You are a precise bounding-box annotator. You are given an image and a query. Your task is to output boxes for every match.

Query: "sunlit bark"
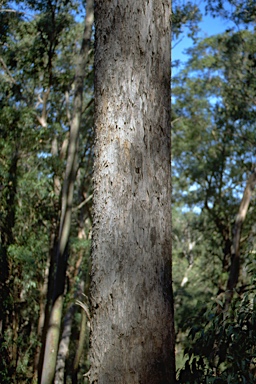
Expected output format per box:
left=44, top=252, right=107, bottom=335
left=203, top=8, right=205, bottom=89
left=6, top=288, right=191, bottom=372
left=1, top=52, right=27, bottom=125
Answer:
left=90, top=1, right=175, bottom=383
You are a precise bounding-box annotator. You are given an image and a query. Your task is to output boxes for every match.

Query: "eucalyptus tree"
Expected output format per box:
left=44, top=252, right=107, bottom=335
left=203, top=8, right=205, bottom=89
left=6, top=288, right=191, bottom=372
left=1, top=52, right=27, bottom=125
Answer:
left=172, top=27, right=256, bottom=381
left=172, top=28, right=256, bottom=297
left=40, top=1, right=94, bottom=382
left=90, top=1, right=175, bottom=383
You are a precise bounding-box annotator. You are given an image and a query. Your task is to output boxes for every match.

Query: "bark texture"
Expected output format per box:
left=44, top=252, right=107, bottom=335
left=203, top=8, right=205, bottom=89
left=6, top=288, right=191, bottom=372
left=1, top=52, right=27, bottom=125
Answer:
left=90, top=1, right=175, bottom=383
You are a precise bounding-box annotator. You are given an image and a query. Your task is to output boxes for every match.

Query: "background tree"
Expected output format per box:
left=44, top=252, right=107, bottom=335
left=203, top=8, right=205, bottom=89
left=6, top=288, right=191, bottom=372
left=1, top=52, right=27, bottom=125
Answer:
left=40, top=1, right=94, bottom=382
left=172, top=17, right=256, bottom=382
left=0, top=1, right=94, bottom=382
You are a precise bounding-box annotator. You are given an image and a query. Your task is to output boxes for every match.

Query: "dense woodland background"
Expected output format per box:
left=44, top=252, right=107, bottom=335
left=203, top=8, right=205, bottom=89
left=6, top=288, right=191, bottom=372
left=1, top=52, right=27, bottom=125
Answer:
left=0, top=0, right=256, bottom=382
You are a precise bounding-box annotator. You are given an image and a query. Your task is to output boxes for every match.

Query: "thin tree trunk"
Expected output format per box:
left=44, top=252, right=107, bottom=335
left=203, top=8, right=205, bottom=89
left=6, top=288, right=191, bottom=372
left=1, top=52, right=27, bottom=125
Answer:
left=37, top=131, right=69, bottom=383
left=54, top=166, right=92, bottom=383
left=72, top=309, right=87, bottom=384
left=38, top=231, right=58, bottom=382
left=54, top=304, right=75, bottom=384
left=225, top=168, right=256, bottom=308
left=90, top=1, right=175, bottom=383
left=34, top=258, right=53, bottom=383
left=33, top=265, right=48, bottom=382
left=40, top=2, right=94, bottom=382
left=54, top=241, right=86, bottom=383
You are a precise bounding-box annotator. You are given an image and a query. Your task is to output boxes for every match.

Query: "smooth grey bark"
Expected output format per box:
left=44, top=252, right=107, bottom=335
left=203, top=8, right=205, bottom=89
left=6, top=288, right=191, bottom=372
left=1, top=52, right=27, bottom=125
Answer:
left=72, top=304, right=88, bottom=384
left=225, top=168, right=256, bottom=308
left=90, top=1, right=175, bottom=383
left=37, top=134, right=66, bottom=383
left=54, top=304, right=75, bottom=384
left=54, top=247, right=87, bottom=384
left=40, top=2, right=94, bottom=383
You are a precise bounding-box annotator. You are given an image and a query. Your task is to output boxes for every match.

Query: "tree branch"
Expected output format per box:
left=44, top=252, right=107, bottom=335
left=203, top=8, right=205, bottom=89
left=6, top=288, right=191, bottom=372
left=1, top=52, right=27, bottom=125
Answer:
left=0, top=56, right=17, bottom=84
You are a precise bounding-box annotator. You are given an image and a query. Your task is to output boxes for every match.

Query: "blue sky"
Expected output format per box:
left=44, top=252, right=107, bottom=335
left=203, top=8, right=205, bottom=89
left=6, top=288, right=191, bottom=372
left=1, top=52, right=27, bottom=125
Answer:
left=172, top=4, right=235, bottom=75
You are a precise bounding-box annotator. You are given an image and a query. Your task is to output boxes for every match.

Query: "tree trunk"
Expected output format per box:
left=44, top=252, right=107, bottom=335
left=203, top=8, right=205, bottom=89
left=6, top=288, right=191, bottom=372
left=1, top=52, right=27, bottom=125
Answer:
left=37, top=122, right=69, bottom=383
left=54, top=304, right=75, bottom=384
left=225, top=168, right=256, bottom=308
left=90, top=1, right=175, bottom=383
left=40, top=2, right=94, bottom=382
left=54, top=227, right=88, bottom=383
left=33, top=259, right=51, bottom=383
left=72, top=306, right=88, bottom=384
left=37, top=222, right=59, bottom=383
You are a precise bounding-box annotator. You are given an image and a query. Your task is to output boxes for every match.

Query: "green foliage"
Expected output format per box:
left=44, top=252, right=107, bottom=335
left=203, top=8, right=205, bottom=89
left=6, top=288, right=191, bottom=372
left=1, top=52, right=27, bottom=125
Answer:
left=0, top=1, right=93, bottom=382
left=178, top=286, right=256, bottom=383
left=206, top=0, right=256, bottom=25
left=172, top=0, right=202, bottom=40
left=172, top=15, right=256, bottom=384
left=172, top=28, right=256, bottom=227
